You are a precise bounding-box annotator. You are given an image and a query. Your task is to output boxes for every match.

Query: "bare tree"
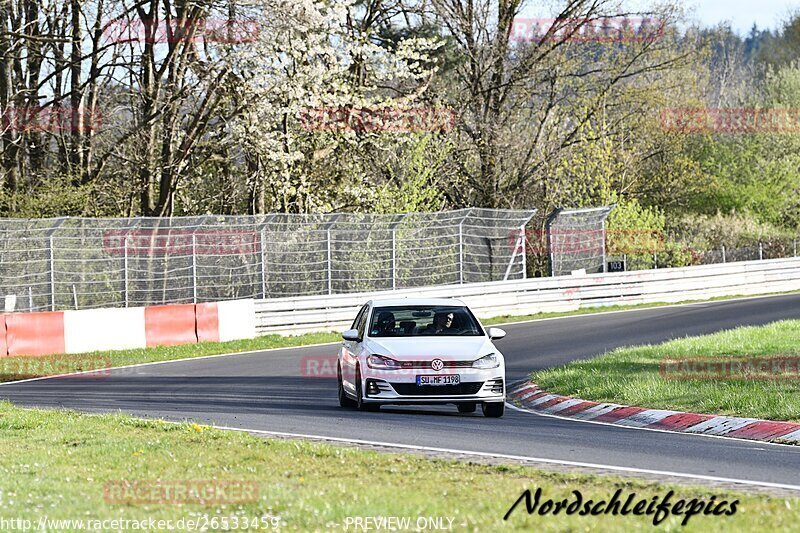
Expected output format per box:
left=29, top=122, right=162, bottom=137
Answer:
left=430, top=0, right=687, bottom=208
left=97, top=0, right=244, bottom=216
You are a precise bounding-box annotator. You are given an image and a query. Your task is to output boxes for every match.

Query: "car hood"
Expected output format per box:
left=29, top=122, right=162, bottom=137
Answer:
left=365, top=336, right=495, bottom=360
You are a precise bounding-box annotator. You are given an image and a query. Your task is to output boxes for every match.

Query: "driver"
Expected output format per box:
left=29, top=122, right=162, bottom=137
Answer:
left=375, top=311, right=396, bottom=335
left=427, top=311, right=454, bottom=334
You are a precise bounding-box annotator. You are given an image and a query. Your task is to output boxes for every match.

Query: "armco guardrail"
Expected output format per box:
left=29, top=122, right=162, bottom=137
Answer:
left=255, top=258, right=800, bottom=335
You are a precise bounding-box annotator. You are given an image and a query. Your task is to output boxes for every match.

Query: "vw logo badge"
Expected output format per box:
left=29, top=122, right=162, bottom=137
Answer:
left=431, top=359, right=444, bottom=371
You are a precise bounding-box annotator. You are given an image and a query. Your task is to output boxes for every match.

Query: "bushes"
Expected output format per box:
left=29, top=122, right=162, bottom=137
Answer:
left=606, top=198, right=693, bottom=268
left=608, top=203, right=799, bottom=269
left=670, top=211, right=796, bottom=249
left=0, top=176, right=97, bottom=218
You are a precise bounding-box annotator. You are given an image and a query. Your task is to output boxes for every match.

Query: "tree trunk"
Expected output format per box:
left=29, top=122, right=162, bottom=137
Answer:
left=69, top=0, right=84, bottom=184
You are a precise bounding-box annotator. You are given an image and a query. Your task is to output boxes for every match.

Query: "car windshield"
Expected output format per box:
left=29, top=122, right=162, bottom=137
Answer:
left=368, top=305, right=484, bottom=337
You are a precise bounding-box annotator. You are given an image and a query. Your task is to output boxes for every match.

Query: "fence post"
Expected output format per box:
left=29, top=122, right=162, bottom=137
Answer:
left=601, top=223, right=608, bottom=273
left=458, top=220, right=464, bottom=284
left=503, top=234, right=519, bottom=281
left=49, top=234, right=56, bottom=311
left=44, top=217, right=67, bottom=312
left=722, top=245, right=726, bottom=263
left=123, top=238, right=129, bottom=308
left=326, top=228, right=332, bottom=295
left=520, top=226, right=527, bottom=280
left=320, top=214, right=341, bottom=296
left=391, top=228, right=397, bottom=291
left=794, top=239, right=797, bottom=257
left=653, top=252, right=657, bottom=269
left=260, top=228, right=267, bottom=299
left=191, top=234, right=198, bottom=304
left=759, top=241, right=763, bottom=261
left=388, top=214, right=406, bottom=291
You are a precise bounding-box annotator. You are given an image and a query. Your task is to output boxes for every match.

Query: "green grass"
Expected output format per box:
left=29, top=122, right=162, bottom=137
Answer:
left=0, top=401, right=797, bottom=531
left=532, top=320, right=800, bottom=422
left=2, top=289, right=796, bottom=384
left=0, top=332, right=340, bottom=382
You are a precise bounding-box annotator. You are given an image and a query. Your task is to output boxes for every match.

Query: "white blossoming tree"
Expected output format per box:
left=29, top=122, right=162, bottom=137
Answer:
left=231, top=0, right=444, bottom=213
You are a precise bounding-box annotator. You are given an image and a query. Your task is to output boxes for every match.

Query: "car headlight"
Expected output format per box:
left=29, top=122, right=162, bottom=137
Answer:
left=472, top=353, right=499, bottom=369
left=367, top=354, right=402, bottom=370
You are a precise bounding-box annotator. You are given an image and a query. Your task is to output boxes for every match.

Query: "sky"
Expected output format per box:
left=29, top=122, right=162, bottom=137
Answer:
left=689, top=0, right=796, bottom=34
left=519, top=2, right=797, bottom=36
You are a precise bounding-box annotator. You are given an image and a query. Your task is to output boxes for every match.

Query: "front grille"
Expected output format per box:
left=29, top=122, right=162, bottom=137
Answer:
left=397, top=360, right=473, bottom=369
left=389, top=382, right=484, bottom=396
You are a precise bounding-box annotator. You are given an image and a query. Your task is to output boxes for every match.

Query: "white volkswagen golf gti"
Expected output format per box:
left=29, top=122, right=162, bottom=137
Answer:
left=337, top=298, right=507, bottom=417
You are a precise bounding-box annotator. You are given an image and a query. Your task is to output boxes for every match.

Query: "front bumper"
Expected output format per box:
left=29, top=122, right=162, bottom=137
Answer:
left=360, top=368, right=505, bottom=404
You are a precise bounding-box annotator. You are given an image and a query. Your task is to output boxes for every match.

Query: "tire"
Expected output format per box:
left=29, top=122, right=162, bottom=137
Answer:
left=457, top=402, right=477, bottom=413
left=482, top=402, right=505, bottom=418
left=355, top=365, right=379, bottom=412
left=338, top=363, right=356, bottom=408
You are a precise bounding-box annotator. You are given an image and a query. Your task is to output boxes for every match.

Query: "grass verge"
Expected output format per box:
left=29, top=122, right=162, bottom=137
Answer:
left=0, top=401, right=797, bottom=531
left=532, top=320, right=800, bottom=422
left=0, top=332, right=340, bottom=383
left=1, top=289, right=796, bottom=384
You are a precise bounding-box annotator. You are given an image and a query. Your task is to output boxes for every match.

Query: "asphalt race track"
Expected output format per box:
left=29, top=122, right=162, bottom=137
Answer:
left=2, top=294, right=800, bottom=489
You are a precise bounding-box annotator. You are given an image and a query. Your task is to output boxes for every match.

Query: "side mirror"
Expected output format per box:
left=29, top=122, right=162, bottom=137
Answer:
left=342, top=329, right=361, bottom=342
left=487, top=327, right=506, bottom=340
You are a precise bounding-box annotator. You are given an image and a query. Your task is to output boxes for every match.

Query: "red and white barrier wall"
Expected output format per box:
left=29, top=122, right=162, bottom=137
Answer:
left=0, top=299, right=255, bottom=357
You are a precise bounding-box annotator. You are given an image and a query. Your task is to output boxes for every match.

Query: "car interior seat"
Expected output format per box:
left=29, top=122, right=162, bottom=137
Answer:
left=399, top=321, right=416, bottom=335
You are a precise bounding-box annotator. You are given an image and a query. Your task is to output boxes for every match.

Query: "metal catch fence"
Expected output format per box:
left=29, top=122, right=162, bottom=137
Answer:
left=0, top=209, right=536, bottom=312
left=546, top=206, right=614, bottom=276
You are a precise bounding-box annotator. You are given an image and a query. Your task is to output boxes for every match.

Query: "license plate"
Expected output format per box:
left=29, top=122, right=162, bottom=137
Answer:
left=416, top=374, right=460, bottom=386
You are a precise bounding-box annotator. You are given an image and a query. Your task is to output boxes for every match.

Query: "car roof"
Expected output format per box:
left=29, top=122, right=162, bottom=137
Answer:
left=368, top=297, right=467, bottom=307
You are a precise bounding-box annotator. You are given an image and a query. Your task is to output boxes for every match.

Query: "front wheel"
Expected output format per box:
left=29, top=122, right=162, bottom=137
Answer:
left=482, top=402, right=505, bottom=418
left=338, top=363, right=356, bottom=408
